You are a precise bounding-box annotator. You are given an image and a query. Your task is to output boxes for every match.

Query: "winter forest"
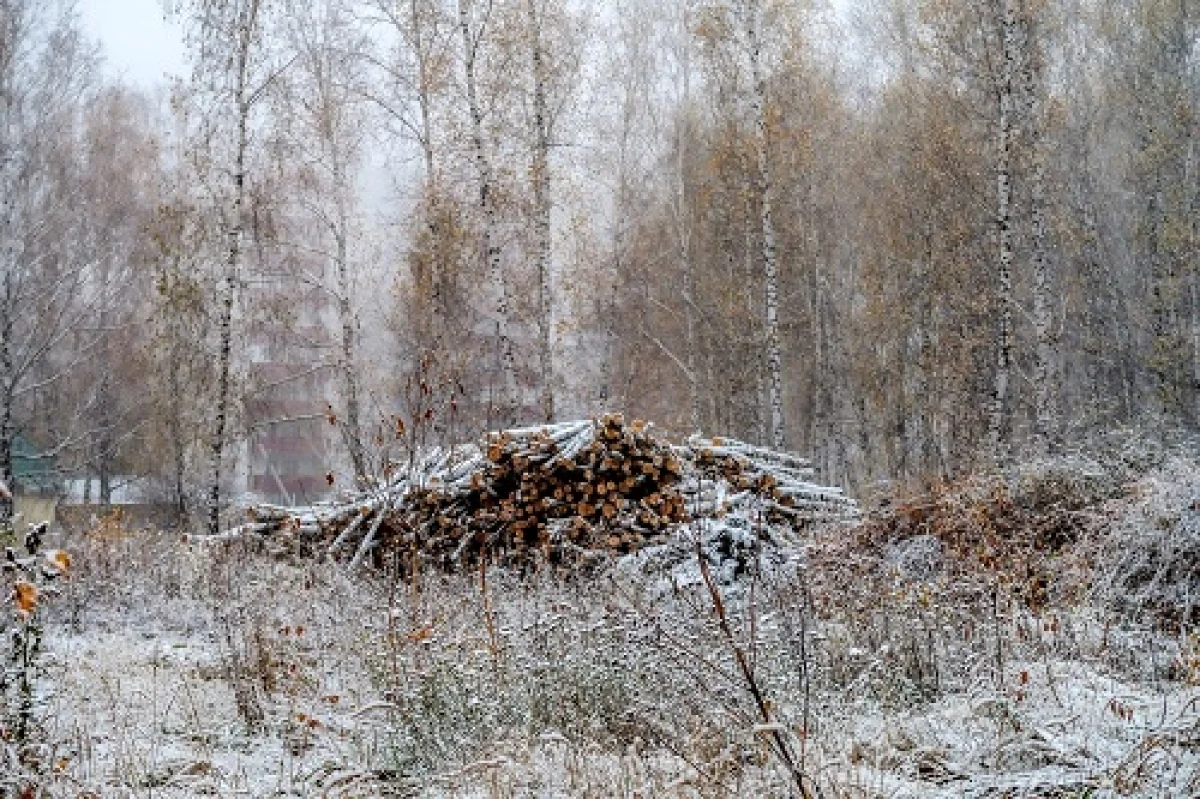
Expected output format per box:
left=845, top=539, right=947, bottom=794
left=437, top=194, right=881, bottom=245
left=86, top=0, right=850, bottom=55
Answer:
left=1, top=0, right=1198, bottom=795
left=1, top=0, right=1192, bottom=525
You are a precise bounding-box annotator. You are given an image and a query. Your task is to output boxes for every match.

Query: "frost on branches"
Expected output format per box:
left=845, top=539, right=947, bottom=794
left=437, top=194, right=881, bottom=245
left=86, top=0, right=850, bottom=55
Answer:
left=1, top=490, right=70, bottom=789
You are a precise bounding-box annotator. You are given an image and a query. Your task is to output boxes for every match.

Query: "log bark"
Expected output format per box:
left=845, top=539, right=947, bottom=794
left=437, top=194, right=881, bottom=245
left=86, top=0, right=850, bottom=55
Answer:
left=242, top=415, right=858, bottom=575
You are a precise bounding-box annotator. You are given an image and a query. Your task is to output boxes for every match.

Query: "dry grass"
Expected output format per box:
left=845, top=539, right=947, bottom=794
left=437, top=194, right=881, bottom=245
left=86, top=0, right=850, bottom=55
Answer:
left=3, top=448, right=1197, bottom=797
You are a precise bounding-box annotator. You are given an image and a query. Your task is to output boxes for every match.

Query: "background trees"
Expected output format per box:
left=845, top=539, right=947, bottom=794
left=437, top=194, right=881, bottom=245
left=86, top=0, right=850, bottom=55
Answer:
left=1, top=0, right=1194, bottom=528
left=0, top=1, right=103, bottom=521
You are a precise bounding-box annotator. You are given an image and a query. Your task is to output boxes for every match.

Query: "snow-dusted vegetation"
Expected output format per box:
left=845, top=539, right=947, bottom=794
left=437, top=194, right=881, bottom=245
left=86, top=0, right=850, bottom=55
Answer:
left=2, top=434, right=1196, bottom=797
left=1, top=0, right=1196, bottom=795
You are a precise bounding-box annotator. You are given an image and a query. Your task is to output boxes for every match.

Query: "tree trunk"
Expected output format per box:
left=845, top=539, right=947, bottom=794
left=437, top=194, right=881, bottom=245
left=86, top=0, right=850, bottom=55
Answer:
left=0, top=383, right=12, bottom=524
left=1146, top=165, right=1178, bottom=419
left=675, top=3, right=698, bottom=431
left=990, top=0, right=1018, bottom=467
left=167, top=308, right=188, bottom=524
left=97, top=373, right=114, bottom=507
left=603, top=43, right=631, bottom=415
left=744, top=0, right=785, bottom=450
left=412, top=0, right=439, bottom=190
left=1023, top=8, right=1054, bottom=453
left=411, top=0, right=448, bottom=336
left=1, top=70, right=15, bottom=523
left=0, top=192, right=14, bottom=525
left=744, top=179, right=764, bottom=443
left=459, top=0, right=517, bottom=424
left=208, top=29, right=253, bottom=536
left=334, top=216, right=366, bottom=484
left=678, top=122, right=699, bottom=432
left=1190, top=134, right=1199, bottom=427
left=527, top=0, right=554, bottom=423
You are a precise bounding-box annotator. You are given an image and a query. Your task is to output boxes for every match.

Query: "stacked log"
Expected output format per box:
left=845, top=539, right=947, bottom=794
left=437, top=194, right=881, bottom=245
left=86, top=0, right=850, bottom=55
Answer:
left=681, top=436, right=858, bottom=526
left=239, top=414, right=857, bottom=573
left=378, top=415, right=692, bottom=569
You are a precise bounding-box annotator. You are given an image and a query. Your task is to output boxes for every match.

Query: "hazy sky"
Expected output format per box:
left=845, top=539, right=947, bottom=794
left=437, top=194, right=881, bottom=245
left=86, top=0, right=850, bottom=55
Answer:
left=78, top=0, right=187, bottom=89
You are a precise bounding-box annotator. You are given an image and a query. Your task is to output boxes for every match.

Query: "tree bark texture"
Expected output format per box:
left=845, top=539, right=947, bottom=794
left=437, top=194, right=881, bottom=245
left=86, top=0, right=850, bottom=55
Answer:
left=527, top=0, right=555, bottom=423
left=744, top=0, right=785, bottom=451
left=1022, top=8, right=1055, bottom=453
left=459, top=0, right=517, bottom=424
left=208, top=2, right=259, bottom=535
left=990, top=0, right=1018, bottom=467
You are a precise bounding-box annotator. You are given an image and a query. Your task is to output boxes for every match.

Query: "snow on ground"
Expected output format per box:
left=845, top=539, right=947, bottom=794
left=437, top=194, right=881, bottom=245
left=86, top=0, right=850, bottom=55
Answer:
left=5, top=453, right=1199, bottom=797
left=31, top=584, right=1198, bottom=797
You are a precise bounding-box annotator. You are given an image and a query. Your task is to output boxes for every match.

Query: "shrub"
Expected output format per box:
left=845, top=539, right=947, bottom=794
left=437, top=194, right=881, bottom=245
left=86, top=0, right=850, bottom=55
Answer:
left=1, top=511, right=69, bottom=797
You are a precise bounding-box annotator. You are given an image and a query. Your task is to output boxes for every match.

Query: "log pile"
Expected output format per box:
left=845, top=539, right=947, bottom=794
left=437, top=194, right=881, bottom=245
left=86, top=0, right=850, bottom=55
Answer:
left=240, top=415, right=857, bottom=574
left=681, top=435, right=861, bottom=525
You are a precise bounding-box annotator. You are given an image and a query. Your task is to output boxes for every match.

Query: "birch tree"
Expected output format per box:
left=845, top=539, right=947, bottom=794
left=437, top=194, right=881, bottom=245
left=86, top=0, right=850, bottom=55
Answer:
left=170, top=0, right=282, bottom=533
left=741, top=0, right=786, bottom=451
left=1118, top=0, right=1198, bottom=425
left=1019, top=2, right=1056, bottom=452
left=147, top=190, right=213, bottom=524
left=669, top=2, right=701, bottom=432
left=364, top=0, right=460, bottom=346
left=365, top=0, right=452, bottom=191
left=457, top=0, right=517, bottom=424
left=0, top=1, right=97, bottom=521
left=989, top=0, right=1020, bottom=466
left=525, top=0, right=554, bottom=422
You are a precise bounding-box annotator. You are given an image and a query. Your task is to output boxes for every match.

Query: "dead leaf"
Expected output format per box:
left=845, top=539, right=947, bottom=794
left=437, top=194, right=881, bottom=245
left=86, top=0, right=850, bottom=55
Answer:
left=46, top=549, right=71, bottom=575
left=13, top=580, right=38, bottom=618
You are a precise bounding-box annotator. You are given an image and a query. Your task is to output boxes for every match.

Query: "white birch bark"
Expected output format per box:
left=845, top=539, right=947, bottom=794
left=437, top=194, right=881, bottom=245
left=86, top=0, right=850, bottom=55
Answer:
left=411, top=0, right=439, bottom=191
left=744, top=0, right=785, bottom=451
left=674, top=4, right=699, bottom=433
left=1190, top=134, right=1199, bottom=425
left=678, top=128, right=699, bottom=432
left=601, top=25, right=631, bottom=414
left=526, top=0, right=554, bottom=423
left=458, top=0, right=517, bottom=423
left=409, top=0, right=447, bottom=329
left=990, top=0, right=1019, bottom=467
left=208, top=0, right=260, bottom=535
left=0, top=28, right=16, bottom=523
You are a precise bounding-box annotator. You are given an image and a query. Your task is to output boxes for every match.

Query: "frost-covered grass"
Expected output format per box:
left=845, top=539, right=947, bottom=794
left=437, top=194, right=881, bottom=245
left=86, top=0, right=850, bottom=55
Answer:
left=6, top=454, right=1199, bottom=797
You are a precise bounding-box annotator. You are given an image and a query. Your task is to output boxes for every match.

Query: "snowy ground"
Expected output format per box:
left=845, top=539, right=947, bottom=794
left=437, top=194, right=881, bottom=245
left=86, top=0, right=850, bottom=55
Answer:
left=6, top=460, right=1199, bottom=797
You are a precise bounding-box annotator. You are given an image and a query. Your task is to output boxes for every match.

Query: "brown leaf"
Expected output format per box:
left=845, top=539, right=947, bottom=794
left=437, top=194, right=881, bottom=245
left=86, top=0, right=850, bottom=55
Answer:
left=13, top=580, right=38, bottom=618
left=46, top=549, right=71, bottom=574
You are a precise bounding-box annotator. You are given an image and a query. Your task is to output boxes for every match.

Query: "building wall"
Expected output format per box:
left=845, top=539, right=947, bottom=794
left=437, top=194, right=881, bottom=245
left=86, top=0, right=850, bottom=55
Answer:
left=14, top=496, right=57, bottom=528
left=239, top=267, right=339, bottom=507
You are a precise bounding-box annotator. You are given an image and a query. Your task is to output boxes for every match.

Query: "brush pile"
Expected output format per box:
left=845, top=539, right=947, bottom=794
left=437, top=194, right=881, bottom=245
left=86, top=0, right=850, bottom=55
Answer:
left=240, top=415, right=857, bottom=573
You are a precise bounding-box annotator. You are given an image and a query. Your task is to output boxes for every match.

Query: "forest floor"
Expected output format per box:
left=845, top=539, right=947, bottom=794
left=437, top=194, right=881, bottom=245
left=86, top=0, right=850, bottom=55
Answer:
left=6, top=444, right=1200, bottom=797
